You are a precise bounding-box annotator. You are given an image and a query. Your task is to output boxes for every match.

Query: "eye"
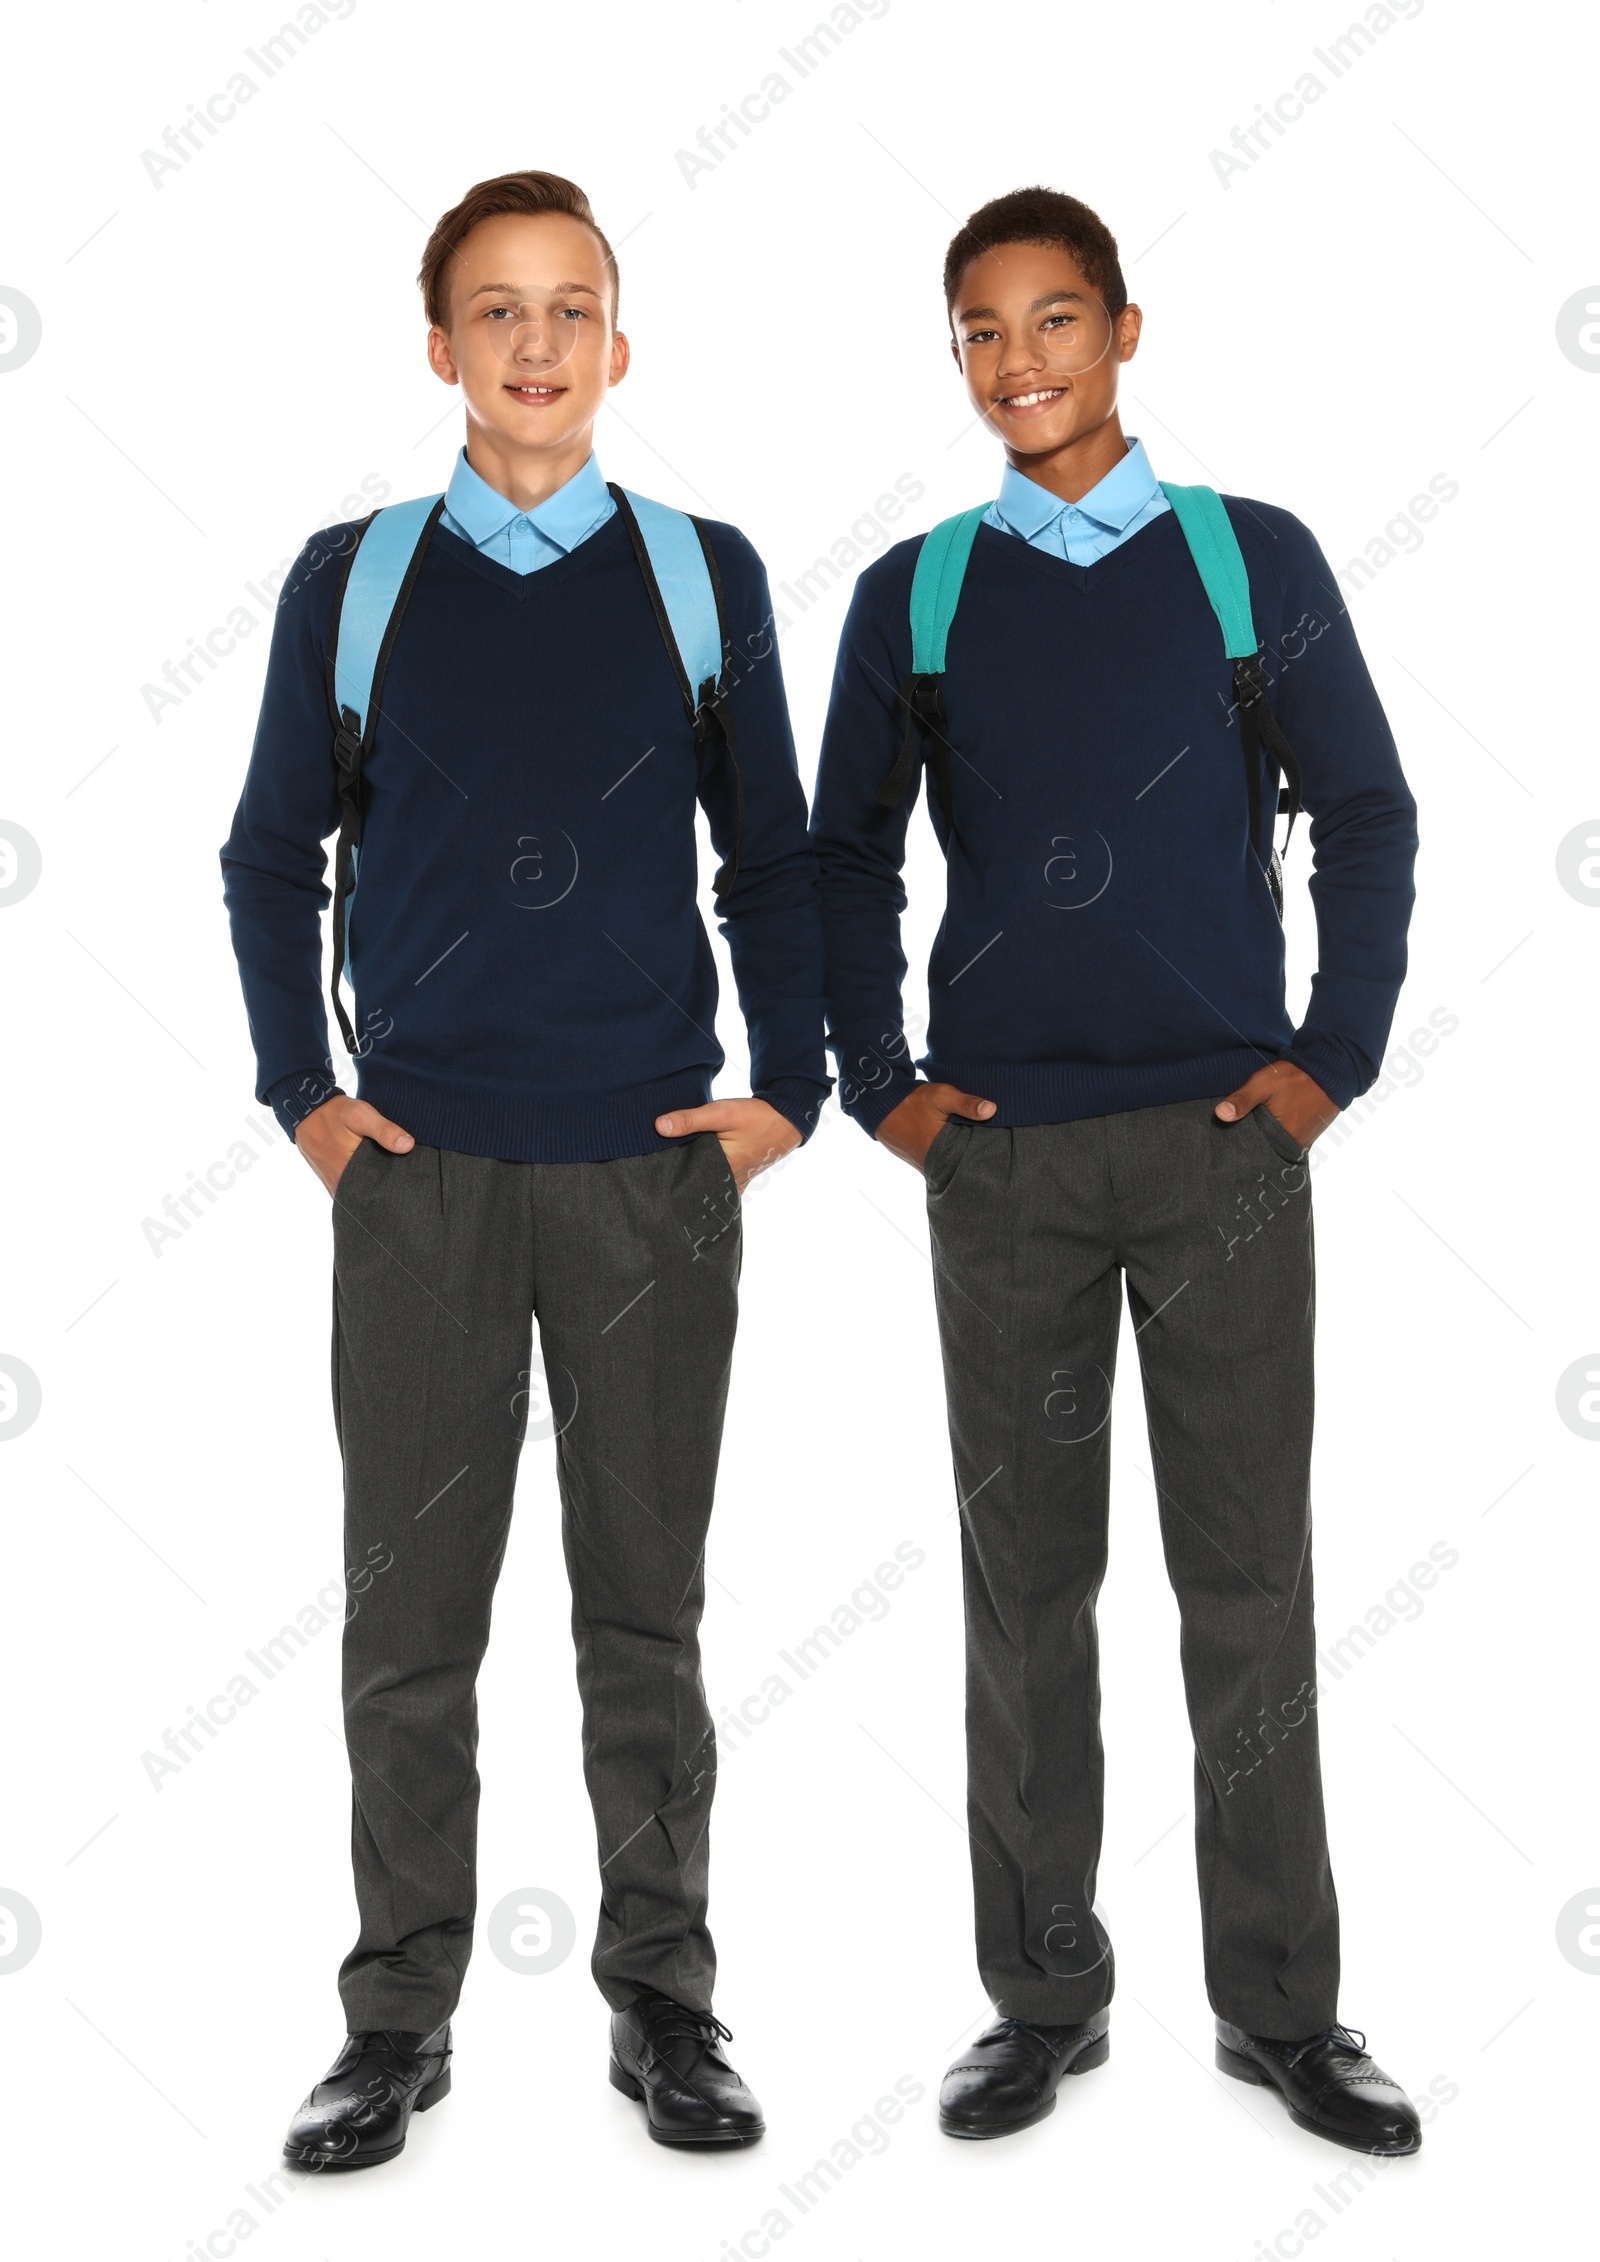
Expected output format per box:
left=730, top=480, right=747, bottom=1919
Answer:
left=963, top=325, right=999, bottom=347
left=484, top=304, right=515, bottom=322
left=1042, top=312, right=1076, bottom=332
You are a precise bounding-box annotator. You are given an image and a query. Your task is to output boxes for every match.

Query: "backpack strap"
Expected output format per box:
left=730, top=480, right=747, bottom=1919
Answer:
left=910, top=505, right=989, bottom=674
left=1159, top=481, right=1302, bottom=872
left=608, top=484, right=745, bottom=895
left=324, top=493, right=445, bottom=1053
left=876, top=504, right=989, bottom=831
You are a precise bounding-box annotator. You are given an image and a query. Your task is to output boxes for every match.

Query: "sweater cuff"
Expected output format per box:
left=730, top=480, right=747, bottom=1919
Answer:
left=265, top=1066, right=346, bottom=1141
left=842, top=1069, right=919, bottom=1141
left=756, top=1076, right=834, bottom=1146
left=1282, top=1035, right=1363, bottom=1114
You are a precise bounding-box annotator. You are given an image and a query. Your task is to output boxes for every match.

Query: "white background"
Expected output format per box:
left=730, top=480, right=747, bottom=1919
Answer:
left=2, top=1, right=1595, bottom=2256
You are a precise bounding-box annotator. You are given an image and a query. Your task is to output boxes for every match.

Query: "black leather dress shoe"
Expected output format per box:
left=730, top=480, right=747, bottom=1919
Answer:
left=939, top=2009, right=1110, bottom=2139
left=609, top=1991, right=765, bottom=2147
left=1216, top=2021, right=1421, bottom=2154
left=283, top=2024, right=452, bottom=2170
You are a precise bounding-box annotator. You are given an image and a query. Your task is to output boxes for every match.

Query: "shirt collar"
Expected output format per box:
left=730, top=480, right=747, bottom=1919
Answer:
left=442, top=447, right=612, bottom=552
left=993, top=436, right=1160, bottom=537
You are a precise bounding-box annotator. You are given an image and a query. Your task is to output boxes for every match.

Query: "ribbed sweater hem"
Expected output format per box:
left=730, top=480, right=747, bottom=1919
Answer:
left=923, top=1047, right=1274, bottom=1127
left=355, top=1064, right=715, bottom=1164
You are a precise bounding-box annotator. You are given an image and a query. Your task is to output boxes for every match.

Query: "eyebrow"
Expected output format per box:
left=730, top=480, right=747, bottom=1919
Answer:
left=466, top=280, right=602, bottom=299
left=957, top=289, right=1088, bottom=322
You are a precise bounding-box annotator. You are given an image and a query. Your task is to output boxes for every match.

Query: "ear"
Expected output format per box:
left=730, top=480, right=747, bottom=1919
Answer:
left=1117, top=303, right=1144, bottom=363
left=608, top=328, right=631, bottom=387
left=426, top=326, right=460, bottom=387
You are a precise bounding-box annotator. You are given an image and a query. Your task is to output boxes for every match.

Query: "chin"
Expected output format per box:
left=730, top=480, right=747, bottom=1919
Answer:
left=999, top=416, right=1082, bottom=451
left=484, top=403, right=586, bottom=445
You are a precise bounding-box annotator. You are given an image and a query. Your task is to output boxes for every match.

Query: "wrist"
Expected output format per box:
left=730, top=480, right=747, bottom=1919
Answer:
left=851, top=1074, right=921, bottom=1142
left=266, top=1066, right=345, bottom=1142
left=754, top=1077, right=833, bottom=1146
left=1282, top=1037, right=1359, bottom=1113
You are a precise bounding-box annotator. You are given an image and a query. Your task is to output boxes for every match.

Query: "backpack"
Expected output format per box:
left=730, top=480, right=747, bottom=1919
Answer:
left=321, top=484, right=741, bottom=1054
left=875, top=481, right=1303, bottom=914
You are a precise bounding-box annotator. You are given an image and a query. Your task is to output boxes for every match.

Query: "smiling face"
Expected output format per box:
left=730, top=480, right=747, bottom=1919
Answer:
left=949, top=240, right=1141, bottom=465
left=425, top=209, right=628, bottom=466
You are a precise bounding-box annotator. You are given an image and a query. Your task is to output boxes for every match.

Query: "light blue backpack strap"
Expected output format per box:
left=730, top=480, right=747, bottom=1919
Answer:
left=609, top=484, right=745, bottom=891
left=1158, top=481, right=1257, bottom=659
left=908, top=505, right=990, bottom=674
left=331, top=493, right=446, bottom=733
left=325, top=493, right=443, bottom=1054
left=615, top=486, right=726, bottom=702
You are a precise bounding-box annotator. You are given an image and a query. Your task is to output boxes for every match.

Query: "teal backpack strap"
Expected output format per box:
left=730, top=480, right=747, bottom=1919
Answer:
left=877, top=504, right=991, bottom=829
left=1159, top=480, right=1302, bottom=880
left=608, top=484, right=747, bottom=896
left=1158, top=482, right=1256, bottom=657
left=909, top=504, right=989, bottom=674
left=324, top=493, right=445, bottom=1052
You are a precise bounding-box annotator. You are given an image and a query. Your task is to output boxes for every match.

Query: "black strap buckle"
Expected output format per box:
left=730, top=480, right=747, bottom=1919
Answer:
left=695, top=677, right=746, bottom=897
left=878, top=674, right=957, bottom=839
left=328, top=704, right=365, bottom=1053
left=1233, top=655, right=1302, bottom=863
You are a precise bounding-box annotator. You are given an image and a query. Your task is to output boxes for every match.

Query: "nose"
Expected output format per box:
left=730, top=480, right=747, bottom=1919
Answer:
left=512, top=315, right=559, bottom=367
left=994, top=339, right=1045, bottom=383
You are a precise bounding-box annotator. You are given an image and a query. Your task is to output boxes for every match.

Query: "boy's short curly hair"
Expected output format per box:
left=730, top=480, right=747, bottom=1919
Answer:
left=944, top=188, right=1126, bottom=319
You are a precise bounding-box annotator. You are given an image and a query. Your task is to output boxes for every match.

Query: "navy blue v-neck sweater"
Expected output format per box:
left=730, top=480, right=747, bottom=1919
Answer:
left=222, top=508, right=831, bottom=1160
left=809, top=499, right=1418, bottom=1132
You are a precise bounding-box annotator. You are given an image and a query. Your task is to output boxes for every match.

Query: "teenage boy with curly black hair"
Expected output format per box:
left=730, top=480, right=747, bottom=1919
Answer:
left=810, top=186, right=1423, bottom=2154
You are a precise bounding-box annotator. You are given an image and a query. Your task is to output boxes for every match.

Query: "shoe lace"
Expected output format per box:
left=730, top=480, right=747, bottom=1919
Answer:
left=641, top=1996, right=733, bottom=2052
left=991, top=2017, right=1069, bottom=2057
left=1287, top=2023, right=1366, bottom=2067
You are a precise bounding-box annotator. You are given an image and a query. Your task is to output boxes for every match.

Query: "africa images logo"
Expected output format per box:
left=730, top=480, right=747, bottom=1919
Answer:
left=1555, top=287, right=1600, bottom=373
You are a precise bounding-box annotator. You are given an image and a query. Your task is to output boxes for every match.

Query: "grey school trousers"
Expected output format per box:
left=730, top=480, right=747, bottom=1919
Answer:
left=923, top=1097, right=1339, bottom=2039
left=329, top=1132, right=741, bottom=2034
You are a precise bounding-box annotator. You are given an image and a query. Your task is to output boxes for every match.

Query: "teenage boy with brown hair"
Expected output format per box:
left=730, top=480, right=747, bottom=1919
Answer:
left=810, top=187, right=1424, bottom=2152
left=222, top=170, right=828, bottom=2166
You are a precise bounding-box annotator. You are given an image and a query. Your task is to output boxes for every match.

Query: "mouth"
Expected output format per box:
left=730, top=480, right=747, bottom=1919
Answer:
left=504, top=383, right=567, bottom=403
left=995, top=386, right=1066, bottom=413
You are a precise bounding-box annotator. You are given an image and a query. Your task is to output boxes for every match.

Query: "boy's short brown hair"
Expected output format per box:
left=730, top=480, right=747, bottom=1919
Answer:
left=418, top=171, right=618, bottom=329
left=944, top=187, right=1127, bottom=320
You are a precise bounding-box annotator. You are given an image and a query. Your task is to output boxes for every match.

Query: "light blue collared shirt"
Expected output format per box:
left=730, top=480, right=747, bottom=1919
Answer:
left=984, top=437, right=1169, bottom=566
left=438, top=447, right=616, bottom=574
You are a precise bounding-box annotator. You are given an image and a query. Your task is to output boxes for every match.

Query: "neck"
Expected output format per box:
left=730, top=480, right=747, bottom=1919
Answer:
left=462, top=420, right=597, bottom=513
left=1005, top=409, right=1129, bottom=506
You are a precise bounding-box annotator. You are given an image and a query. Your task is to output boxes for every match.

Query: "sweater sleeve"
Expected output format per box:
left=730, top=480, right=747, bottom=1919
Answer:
left=806, top=546, right=925, bottom=1138
left=1237, top=504, right=1419, bottom=1110
left=696, top=526, right=833, bottom=1142
left=219, top=524, right=359, bottom=1139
